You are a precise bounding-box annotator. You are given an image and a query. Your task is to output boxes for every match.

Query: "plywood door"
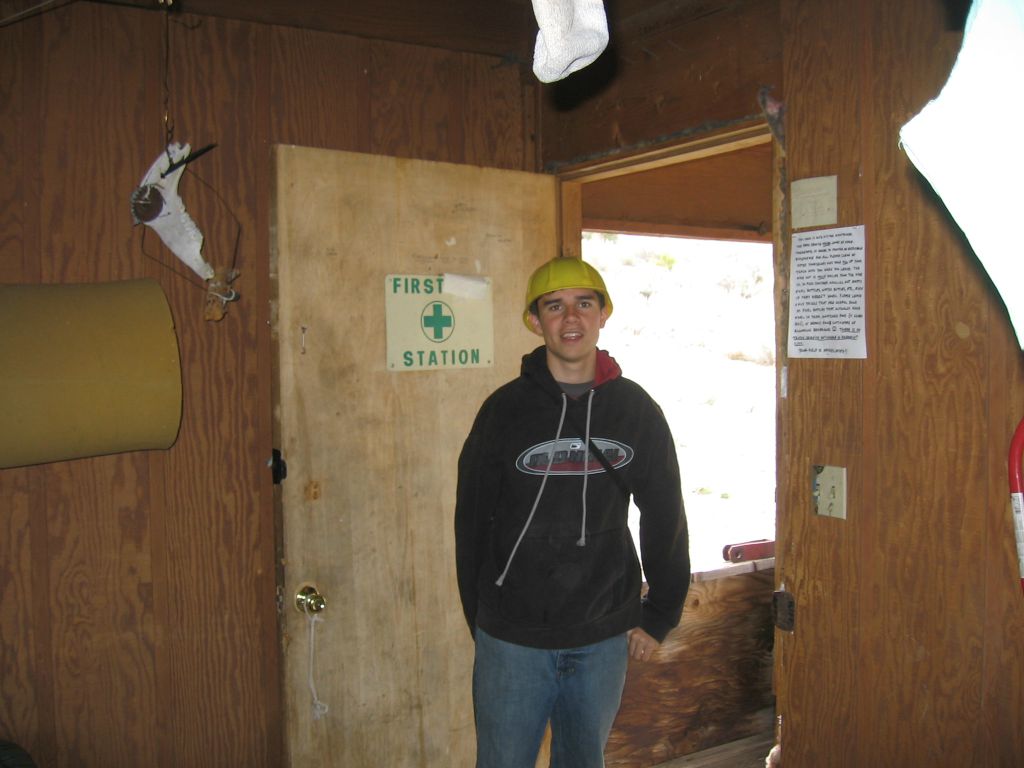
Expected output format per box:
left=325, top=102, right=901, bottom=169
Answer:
left=271, top=146, right=556, bottom=767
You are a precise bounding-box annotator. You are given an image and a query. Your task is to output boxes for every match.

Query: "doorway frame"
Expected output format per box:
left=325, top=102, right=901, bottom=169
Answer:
left=553, top=122, right=784, bottom=555
left=554, top=123, right=776, bottom=256
left=554, top=122, right=788, bottom=762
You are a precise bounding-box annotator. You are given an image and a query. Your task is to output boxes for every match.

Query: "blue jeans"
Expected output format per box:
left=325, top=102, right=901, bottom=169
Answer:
left=472, top=628, right=629, bottom=768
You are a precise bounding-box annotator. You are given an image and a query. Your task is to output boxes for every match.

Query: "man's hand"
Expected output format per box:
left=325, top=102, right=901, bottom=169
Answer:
left=627, top=628, right=660, bottom=662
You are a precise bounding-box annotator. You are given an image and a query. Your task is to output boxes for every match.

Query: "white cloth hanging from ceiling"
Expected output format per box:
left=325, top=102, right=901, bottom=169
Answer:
left=900, top=0, right=1024, bottom=347
left=531, top=0, right=609, bottom=83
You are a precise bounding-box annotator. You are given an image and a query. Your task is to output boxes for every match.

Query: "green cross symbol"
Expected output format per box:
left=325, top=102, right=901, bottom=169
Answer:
left=422, top=301, right=454, bottom=341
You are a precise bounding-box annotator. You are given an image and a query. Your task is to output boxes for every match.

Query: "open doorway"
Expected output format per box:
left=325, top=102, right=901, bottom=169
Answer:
left=565, top=126, right=780, bottom=764
left=583, top=232, right=776, bottom=574
left=561, top=124, right=778, bottom=576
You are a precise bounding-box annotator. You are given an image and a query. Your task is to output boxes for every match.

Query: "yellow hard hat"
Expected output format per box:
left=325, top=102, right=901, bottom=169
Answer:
left=522, top=257, right=613, bottom=331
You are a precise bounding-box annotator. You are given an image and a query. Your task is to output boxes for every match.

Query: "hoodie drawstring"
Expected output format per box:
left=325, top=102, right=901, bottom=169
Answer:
left=495, top=389, right=598, bottom=586
left=577, top=389, right=595, bottom=547
left=495, top=393, right=568, bottom=586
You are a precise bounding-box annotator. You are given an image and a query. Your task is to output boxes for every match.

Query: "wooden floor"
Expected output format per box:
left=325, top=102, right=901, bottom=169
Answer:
left=652, top=731, right=775, bottom=768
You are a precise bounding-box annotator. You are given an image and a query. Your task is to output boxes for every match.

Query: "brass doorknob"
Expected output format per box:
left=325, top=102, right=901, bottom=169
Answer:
left=295, top=584, right=326, bottom=614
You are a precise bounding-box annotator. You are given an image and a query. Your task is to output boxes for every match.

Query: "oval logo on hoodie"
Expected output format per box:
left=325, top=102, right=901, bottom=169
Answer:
left=515, top=437, right=634, bottom=476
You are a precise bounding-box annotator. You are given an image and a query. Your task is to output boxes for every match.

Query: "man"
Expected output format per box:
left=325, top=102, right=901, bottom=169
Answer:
left=455, top=256, right=690, bottom=768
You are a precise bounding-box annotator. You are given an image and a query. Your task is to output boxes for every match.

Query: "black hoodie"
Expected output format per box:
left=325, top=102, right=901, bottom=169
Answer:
left=455, top=345, right=690, bottom=650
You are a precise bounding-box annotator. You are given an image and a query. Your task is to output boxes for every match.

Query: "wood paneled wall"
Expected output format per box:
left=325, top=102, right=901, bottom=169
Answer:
left=0, top=3, right=534, bottom=766
left=777, top=0, right=1024, bottom=764
left=539, top=0, right=782, bottom=168
left=541, top=0, right=1024, bottom=764
left=7, top=0, right=1023, bottom=764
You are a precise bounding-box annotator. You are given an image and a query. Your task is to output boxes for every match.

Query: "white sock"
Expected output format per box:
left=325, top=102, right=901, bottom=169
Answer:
left=531, top=0, right=609, bottom=83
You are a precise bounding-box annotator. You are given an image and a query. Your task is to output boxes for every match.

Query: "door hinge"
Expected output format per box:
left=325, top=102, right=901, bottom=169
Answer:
left=772, top=589, right=796, bottom=632
left=270, top=448, right=288, bottom=485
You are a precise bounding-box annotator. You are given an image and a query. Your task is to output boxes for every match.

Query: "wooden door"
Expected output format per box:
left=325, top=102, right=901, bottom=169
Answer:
left=271, top=146, right=555, bottom=767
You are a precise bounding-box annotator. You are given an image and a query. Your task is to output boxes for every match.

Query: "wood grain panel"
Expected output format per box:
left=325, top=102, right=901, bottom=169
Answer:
left=0, top=14, right=50, bottom=766
left=559, top=180, right=583, bottom=259
left=865, top=1, right=986, bottom=763
left=37, top=5, right=147, bottom=284
left=29, top=7, right=160, bottom=767
left=0, top=468, right=38, bottom=751
left=370, top=40, right=460, bottom=162
left=982, top=276, right=1024, bottom=767
left=581, top=144, right=772, bottom=240
left=25, top=464, right=55, bottom=768
left=772, top=0, right=1024, bottom=763
left=0, top=18, right=28, bottom=283
left=269, top=25, right=372, bottom=152
left=776, top=0, right=865, bottom=763
left=1, top=1, right=541, bottom=767
left=134, top=0, right=535, bottom=60
left=606, top=570, right=775, bottom=767
left=540, top=0, right=782, bottom=168
left=45, top=455, right=158, bottom=767
left=158, top=12, right=275, bottom=767
left=464, top=54, right=528, bottom=170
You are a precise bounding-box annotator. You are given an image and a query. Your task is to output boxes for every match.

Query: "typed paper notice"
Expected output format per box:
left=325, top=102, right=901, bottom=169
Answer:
left=787, top=225, right=867, bottom=359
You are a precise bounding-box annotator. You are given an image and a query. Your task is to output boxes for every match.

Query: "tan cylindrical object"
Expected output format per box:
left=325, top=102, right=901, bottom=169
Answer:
left=0, top=279, right=182, bottom=468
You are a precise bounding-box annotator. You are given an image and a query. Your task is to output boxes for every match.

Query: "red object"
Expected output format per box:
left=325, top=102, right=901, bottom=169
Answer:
left=1008, top=416, right=1024, bottom=596
left=722, top=539, right=775, bottom=563
left=1009, top=416, right=1024, bottom=494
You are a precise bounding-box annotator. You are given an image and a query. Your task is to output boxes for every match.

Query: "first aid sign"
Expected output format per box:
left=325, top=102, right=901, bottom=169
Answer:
left=385, top=274, right=493, bottom=372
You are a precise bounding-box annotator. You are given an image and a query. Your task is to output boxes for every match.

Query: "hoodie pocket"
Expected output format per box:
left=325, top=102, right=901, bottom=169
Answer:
left=495, top=528, right=640, bottom=628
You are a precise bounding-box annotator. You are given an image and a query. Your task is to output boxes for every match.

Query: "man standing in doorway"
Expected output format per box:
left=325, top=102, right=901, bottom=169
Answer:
left=455, top=257, right=690, bottom=768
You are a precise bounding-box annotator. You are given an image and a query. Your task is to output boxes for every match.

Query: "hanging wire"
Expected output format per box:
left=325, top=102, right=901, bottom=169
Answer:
left=185, top=166, right=243, bottom=285
left=0, top=0, right=75, bottom=29
left=157, top=1, right=200, bottom=153
left=133, top=0, right=240, bottom=300
left=0, top=0, right=181, bottom=30
left=138, top=1, right=240, bottom=295
left=136, top=165, right=241, bottom=295
left=138, top=226, right=206, bottom=290
left=161, top=0, right=174, bottom=152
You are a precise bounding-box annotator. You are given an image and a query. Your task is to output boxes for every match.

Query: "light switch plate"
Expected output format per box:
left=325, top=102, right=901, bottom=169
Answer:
left=813, top=464, right=847, bottom=519
left=791, top=175, right=838, bottom=229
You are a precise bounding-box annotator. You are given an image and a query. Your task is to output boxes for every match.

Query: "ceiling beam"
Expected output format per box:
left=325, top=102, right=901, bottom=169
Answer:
left=97, top=0, right=537, bottom=61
